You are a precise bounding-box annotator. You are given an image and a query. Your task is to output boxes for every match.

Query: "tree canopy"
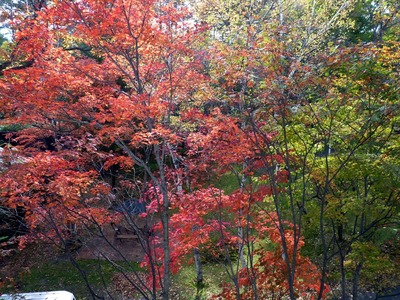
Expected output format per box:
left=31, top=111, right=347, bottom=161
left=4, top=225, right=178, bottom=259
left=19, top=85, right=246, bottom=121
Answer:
left=0, top=0, right=399, bottom=299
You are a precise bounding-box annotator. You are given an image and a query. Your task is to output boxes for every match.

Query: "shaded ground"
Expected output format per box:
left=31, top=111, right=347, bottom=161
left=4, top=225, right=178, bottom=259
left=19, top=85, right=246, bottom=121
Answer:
left=75, top=224, right=145, bottom=262
left=0, top=227, right=147, bottom=299
left=0, top=220, right=150, bottom=293
left=0, top=242, right=55, bottom=291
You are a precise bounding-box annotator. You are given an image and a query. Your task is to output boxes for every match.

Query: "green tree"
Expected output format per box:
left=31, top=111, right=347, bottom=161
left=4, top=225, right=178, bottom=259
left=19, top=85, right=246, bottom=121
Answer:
left=335, top=0, right=400, bottom=43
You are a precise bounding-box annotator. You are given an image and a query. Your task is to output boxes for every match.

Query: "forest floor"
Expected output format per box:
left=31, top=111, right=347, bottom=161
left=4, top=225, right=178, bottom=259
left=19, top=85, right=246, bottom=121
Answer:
left=0, top=230, right=228, bottom=299
left=0, top=224, right=146, bottom=298
left=74, top=223, right=145, bottom=262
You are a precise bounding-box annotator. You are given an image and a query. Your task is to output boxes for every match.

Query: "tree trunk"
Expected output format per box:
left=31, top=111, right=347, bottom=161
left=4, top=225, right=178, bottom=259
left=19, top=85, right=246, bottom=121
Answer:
left=159, top=184, right=171, bottom=300
left=194, top=247, right=204, bottom=299
left=339, top=250, right=347, bottom=300
left=352, top=261, right=363, bottom=300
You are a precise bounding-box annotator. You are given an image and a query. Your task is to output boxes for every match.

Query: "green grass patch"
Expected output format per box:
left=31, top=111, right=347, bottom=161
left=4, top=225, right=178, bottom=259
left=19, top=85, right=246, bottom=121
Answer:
left=14, top=259, right=231, bottom=299
left=216, top=172, right=240, bottom=195
left=172, top=262, right=231, bottom=299
left=15, top=259, right=140, bottom=300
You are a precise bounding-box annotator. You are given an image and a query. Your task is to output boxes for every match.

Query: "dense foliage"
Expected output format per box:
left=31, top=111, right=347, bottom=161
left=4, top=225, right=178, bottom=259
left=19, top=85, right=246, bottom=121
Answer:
left=0, top=0, right=399, bottom=299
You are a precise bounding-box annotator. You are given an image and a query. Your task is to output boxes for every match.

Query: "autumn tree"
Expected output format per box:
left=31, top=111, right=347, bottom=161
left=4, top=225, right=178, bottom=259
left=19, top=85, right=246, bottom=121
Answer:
left=189, top=0, right=399, bottom=298
left=0, top=0, right=209, bottom=298
left=0, top=0, right=399, bottom=299
left=297, top=42, right=400, bottom=299
left=140, top=108, right=329, bottom=299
